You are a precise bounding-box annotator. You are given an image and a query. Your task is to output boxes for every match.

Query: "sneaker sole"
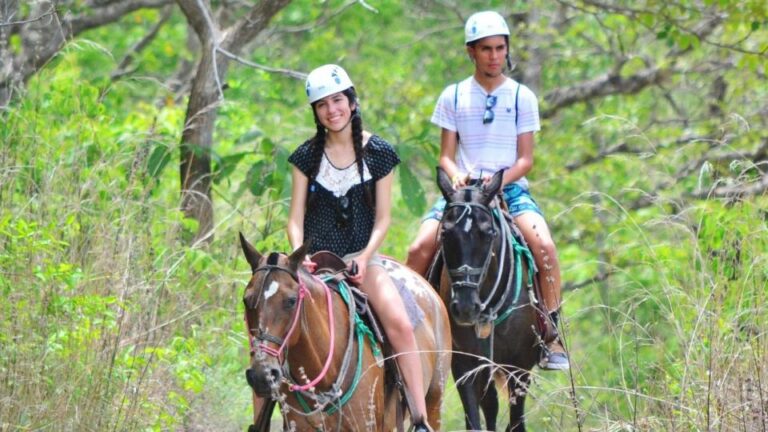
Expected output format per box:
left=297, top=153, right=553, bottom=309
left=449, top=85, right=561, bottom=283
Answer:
left=539, top=361, right=570, bottom=371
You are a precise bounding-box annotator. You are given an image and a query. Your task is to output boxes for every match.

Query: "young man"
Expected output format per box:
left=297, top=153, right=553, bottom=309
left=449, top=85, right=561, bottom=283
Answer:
left=406, top=10, right=569, bottom=370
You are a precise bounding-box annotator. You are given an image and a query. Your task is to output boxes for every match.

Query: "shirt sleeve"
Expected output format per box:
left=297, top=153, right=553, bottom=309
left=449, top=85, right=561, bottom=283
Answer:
left=366, top=136, right=401, bottom=180
left=287, top=140, right=315, bottom=177
left=516, top=84, right=541, bottom=135
left=430, top=84, right=458, bottom=132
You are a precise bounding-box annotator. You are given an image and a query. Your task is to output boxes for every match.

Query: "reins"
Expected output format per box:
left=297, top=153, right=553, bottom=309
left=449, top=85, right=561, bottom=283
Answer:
left=244, top=262, right=380, bottom=418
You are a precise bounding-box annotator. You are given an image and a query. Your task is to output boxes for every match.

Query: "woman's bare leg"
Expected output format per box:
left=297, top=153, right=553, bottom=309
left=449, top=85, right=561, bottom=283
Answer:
left=363, top=265, right=429, bottom=420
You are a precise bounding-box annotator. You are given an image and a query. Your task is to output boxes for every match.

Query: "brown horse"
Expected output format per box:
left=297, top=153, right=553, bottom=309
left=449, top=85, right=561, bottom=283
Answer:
left=239, top=233, right=452, bottom=431
left=432, top=168, right=543, bottom=432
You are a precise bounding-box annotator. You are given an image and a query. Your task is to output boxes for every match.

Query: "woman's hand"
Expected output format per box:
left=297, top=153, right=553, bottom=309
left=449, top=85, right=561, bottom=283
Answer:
left=302, top=255, right=317, bottom=273
left=347, top=255, right=369, bottom=286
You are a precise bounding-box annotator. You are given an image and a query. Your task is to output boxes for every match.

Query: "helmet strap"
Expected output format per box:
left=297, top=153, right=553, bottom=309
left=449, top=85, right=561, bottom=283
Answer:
left=506, top=54, right=514, bottom=72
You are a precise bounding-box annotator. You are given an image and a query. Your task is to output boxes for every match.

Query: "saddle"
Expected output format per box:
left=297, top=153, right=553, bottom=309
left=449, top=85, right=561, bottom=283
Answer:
left=308, top=251, right=386, bottom=347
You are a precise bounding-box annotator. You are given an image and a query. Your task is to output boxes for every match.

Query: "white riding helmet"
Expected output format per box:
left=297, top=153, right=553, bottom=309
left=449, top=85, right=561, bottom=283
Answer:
left=305, top=64, right=354, bottom=104
left=464, top=11, right=510, bottom=44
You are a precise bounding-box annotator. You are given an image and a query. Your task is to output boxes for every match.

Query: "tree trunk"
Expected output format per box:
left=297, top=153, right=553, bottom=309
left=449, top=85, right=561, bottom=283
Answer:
left=179, top=44, right=222, bottom=243
left=176, top=0, right=291, bottom=244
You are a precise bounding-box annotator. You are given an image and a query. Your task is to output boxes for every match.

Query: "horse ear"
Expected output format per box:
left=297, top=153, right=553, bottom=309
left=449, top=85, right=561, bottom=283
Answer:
left=482, top=169, right=504, bottom=204
left=436, top=166, right=454, bottom=202
left=239, top=232, right=262, bottom=271
left=287, top=239, right=312, bottom=271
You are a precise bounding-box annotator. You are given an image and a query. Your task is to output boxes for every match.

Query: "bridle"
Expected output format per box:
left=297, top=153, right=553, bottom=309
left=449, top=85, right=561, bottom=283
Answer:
left=244, top=258, right=381, bottom=420
left=442, top=201, right=497, bottom=290
left=244, top=261, right=336, bottom=392
left=441, top=195, right=520, bottom=324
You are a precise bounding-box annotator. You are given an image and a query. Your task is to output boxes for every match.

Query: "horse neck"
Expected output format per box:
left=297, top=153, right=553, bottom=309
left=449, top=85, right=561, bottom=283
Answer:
left=286, top=275, right=352, bottom=388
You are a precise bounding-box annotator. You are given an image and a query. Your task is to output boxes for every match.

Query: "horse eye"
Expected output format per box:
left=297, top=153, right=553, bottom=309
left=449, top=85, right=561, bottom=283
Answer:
left=283, top=297, right=297, bottom=310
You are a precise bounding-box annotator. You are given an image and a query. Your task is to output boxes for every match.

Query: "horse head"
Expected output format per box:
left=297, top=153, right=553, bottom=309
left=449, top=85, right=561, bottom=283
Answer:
left=239, top=232, right=309, bottom=397
left=437, top=167, right=505, bottom=326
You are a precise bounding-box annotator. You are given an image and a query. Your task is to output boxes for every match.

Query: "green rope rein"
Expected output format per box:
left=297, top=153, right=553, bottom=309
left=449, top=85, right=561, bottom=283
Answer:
left=492, top=208, right=536, bottom=326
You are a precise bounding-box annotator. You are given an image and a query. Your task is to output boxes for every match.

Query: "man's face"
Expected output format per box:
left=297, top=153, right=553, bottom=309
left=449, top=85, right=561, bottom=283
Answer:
left=467, top=35, right=508, bottom=78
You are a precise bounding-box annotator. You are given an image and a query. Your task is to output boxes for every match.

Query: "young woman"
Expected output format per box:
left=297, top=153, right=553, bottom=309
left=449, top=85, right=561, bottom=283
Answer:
left=286, top=64, right=431, bottom=431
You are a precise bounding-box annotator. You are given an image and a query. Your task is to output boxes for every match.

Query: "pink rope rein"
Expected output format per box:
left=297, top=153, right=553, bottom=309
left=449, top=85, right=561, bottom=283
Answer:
left=245, top=273, right=337, bottom=392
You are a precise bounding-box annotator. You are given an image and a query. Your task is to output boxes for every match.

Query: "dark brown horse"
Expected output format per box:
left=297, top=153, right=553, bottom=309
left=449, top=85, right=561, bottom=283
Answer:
left=432, top=168, right=543, bottom=432
left=239, top=234, right=452, bottom=431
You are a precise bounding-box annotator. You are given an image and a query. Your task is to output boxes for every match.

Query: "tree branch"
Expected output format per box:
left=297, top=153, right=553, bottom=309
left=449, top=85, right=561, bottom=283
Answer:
left=111, top=4, right=174, bottom=81
left=175, top=0, right=217, bottom=43
left=1, top=0, right=172, bottom=108
left=68, top=0, right=172, bottom=35
left=216, top=47, right=305, bottom=80
left=221, top=0, right=291, bottom=51
left=691, top=174, right=768, bottom=200
left=542, top=66, right=672, bottom=118
left=563, top=270, right=615, bottom=291
left=0, top=6, right=56, bottom=30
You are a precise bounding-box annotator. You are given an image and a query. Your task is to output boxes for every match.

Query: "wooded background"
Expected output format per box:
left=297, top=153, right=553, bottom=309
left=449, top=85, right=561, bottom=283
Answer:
left=1, top=0, right=767, bottom=430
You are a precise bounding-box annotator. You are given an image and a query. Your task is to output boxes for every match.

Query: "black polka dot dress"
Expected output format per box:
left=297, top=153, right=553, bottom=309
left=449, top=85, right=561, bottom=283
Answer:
left=288, top=135, right=400, bottom=256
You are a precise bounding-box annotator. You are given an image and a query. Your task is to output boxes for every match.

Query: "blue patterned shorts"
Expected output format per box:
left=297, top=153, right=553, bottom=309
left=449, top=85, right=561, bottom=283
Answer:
left=423, top=183, right=543, bottom=221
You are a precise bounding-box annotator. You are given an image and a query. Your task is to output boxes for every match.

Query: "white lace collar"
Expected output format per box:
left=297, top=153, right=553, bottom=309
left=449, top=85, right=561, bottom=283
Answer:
left=316, top=154, right=372, bottom=197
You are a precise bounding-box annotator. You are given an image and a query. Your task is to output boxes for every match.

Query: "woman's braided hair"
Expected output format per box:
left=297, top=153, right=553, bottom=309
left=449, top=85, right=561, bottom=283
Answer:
left=307, top=87, right=373, bottom=207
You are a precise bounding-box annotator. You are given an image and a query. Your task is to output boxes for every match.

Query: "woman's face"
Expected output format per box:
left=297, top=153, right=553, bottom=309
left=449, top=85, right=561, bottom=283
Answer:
left=313, top=92, right=355, bottom=132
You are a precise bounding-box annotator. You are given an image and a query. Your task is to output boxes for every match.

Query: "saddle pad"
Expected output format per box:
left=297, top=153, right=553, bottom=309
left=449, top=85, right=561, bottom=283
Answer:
left=381, top=258, right=425, bottom=329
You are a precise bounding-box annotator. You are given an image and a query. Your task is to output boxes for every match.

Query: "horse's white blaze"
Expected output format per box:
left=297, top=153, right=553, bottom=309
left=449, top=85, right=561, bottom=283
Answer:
left=264, top=281, right=279, bottom=300
left=464, top=218, right=472, bottom=233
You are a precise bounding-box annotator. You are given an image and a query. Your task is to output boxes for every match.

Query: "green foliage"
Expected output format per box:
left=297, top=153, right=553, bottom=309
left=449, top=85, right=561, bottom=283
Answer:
left=2, top=0, right=767, bottom=430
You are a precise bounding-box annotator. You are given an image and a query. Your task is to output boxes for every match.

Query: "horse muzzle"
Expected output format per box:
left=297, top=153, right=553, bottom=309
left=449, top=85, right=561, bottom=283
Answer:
left=245, top=364, right=282, bottom=397
left=450, top=283, right=483, bottom=326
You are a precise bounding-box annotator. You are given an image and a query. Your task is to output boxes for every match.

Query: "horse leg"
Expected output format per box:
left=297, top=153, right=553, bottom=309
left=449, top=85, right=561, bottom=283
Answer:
left=452, top=358, right=487, bottom=430
left=506, top=372, right=531, bottom=432
left=480, top=384, right=499, bottom=431
left=424, top=379, right=443, bottom=431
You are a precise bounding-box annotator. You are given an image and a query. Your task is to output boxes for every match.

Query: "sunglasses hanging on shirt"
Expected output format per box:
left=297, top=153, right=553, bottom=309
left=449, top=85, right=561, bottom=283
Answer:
left=483, top=94, right=497, bottom=124
left=335, top=195, right=350, bottom=228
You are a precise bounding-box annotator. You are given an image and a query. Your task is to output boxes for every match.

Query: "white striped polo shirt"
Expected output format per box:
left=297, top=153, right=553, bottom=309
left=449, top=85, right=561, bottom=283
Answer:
left=431, top=76, right=540, bottom=188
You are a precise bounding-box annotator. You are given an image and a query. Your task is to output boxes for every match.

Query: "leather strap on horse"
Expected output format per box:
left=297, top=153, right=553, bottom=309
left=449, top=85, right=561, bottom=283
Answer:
left=393, top=360, right=416, bottom=432
left=249, top=398, right=276, bottom=432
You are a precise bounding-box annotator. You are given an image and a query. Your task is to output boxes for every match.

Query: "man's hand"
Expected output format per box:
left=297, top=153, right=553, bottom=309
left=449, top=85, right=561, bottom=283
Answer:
left=451, top=172, right=469, bottom=189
